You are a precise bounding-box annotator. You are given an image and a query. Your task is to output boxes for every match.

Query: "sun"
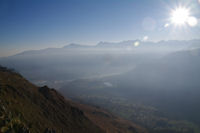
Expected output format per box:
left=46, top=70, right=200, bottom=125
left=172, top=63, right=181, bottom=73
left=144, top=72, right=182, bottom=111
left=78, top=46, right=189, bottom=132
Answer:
left=170, top=7, right=190, bottom=26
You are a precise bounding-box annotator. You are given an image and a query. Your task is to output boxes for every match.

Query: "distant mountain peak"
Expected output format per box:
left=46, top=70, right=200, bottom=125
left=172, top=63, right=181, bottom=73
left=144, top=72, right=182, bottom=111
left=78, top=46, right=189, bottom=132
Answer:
left=63, top=43, right=88, bottom=48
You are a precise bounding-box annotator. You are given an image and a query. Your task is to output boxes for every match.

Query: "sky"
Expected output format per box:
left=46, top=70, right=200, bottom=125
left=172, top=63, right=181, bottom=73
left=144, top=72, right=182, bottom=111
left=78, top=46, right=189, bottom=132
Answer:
left=0, top=0, right=200, bottom=57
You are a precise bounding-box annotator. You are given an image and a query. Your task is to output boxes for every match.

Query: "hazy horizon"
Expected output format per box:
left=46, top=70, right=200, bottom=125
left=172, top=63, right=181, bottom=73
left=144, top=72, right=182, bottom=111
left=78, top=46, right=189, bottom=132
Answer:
left=1, top=1, right=200, bottom=133
left=1, top=38, right=200, bottom=57
left=1, top=0, right=200, bottom=57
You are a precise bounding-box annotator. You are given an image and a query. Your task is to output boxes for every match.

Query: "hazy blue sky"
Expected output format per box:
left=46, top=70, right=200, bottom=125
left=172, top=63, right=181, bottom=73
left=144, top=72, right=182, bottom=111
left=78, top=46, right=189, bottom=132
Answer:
left=0, top=0, right=200, bottom=56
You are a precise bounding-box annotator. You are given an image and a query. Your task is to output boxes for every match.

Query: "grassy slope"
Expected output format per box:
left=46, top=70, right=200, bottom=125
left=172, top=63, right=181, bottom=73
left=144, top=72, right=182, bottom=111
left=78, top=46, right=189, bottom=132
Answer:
left=0, top=67, right=103, bottom=133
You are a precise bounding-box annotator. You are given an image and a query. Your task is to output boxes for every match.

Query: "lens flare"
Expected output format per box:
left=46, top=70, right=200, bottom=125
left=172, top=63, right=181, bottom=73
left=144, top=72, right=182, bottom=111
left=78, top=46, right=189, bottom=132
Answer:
left=164, top=23, right=169, bottom=28
left=143, top=36, right=149, bottom=41
left=134, top=41, right=140, bottom=47
left=187, top=16, right=198, bottom=27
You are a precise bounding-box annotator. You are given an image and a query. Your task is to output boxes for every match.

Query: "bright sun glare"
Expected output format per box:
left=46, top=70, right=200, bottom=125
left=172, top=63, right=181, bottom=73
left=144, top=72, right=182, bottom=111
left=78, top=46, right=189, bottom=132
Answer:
left=171, top=7, right=190, bottom=25
left=170, top=6, right=198, bottom=27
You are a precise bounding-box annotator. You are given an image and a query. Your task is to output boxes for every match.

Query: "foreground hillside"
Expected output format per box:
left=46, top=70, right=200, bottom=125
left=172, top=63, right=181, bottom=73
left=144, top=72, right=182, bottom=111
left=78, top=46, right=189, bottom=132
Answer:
left=0, top=66, right=147, bottom=133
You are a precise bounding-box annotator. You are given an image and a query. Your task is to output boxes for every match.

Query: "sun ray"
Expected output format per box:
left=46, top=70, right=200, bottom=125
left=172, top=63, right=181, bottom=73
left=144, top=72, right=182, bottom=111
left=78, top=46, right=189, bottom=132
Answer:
left=170, top=7, right=190, bottom=26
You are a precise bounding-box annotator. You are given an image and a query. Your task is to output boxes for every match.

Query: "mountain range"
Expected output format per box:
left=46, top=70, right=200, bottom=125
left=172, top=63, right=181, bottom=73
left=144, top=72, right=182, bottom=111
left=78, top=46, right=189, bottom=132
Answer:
left=0, top=39, right=199, bottom=88
left=0, top=39, right=200, bottom=133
